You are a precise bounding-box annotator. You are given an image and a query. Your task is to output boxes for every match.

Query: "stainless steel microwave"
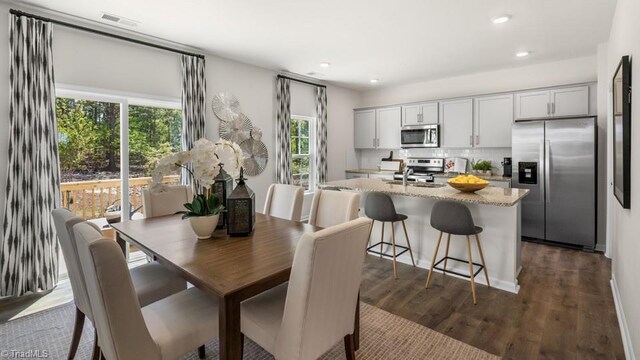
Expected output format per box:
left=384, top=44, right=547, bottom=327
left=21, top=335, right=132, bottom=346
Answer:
left=401, top=124, right=440, bottom=148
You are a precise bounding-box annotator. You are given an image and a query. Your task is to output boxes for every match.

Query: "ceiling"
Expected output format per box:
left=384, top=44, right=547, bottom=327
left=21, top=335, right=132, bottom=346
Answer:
left=11, top=0, right=616, bottom=90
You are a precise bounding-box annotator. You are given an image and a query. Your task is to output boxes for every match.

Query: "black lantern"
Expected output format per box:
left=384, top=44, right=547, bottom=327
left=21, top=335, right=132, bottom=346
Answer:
left=227, top=167, right=255, bottom=236
left=212, top=164, right=234, bottom=229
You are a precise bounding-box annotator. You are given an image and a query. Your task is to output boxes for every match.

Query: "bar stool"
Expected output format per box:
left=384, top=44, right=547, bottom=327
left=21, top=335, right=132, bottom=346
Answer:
left=365, top=192, right=415, bottom=279
left=425, top=200, right=490, bottom=305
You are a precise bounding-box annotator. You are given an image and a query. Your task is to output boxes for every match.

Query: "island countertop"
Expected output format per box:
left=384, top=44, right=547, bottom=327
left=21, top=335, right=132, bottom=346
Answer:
left=320, top=178, right=529, bottom=207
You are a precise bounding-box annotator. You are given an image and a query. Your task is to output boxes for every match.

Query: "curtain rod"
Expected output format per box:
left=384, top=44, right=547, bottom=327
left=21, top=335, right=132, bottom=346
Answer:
left=10, top=9, right=206, bottom=60
left=277, top=74, right=326, bottom=88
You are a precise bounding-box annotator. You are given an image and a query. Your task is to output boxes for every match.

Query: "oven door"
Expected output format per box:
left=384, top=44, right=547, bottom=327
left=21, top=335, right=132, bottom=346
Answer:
left=401, top=125, right=439, bottom=148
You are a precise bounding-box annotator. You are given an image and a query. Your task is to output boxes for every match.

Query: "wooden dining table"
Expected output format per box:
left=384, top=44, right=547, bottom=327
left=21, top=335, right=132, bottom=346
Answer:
left=111, top=213, right=360, bottom=360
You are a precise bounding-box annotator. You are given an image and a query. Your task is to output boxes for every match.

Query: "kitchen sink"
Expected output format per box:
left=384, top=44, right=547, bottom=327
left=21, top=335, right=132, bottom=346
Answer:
left=384, top=180, right=445, bottom=188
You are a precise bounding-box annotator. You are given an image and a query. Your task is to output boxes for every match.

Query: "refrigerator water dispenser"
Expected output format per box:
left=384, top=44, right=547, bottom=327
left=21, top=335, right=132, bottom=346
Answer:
left=518, top=162, right=538, bottom=185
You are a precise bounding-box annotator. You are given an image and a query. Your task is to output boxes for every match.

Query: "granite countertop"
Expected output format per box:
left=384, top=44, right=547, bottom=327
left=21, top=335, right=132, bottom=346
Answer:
left=346, top=168, right=398, bottom=174
left=432, top=173, right=512, bottom=182
left=320, top=178, right=529, bottom=207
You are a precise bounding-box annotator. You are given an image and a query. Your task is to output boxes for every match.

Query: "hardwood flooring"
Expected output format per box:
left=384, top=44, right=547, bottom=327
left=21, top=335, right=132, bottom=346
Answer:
left=360, top=241, right=625, bottom=359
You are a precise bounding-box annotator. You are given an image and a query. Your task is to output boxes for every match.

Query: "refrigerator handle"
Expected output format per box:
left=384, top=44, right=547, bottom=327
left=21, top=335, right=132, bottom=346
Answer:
left=545, top=140, right=551, bottom=203
left=539, top=140, right=545, bottom=203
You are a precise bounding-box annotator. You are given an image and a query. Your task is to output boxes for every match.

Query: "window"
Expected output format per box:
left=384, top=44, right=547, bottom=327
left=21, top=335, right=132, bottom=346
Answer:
left=290, top=115, right=315, bottom=191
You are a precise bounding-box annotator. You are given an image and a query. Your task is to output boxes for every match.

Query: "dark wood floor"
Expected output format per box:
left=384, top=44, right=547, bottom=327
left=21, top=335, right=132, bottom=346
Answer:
left=360, top=241, right=625, bottom=359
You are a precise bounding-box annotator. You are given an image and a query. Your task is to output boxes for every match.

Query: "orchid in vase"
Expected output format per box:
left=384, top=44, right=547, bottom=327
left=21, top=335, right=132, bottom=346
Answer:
left=150, top=138, right=244, bottom=238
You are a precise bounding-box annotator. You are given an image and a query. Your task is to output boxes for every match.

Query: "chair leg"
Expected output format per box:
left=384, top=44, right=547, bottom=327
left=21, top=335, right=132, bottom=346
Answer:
left=391, top=222, right=398, bottom=279
left=198, top=345, right=206, bottom=359
left=442, top=233, right=451, bottom=273
left=425, top=231, right=443, bottom=289
left=475, top=234, right=490, bottom=288
left=344, top=333, right=356, bottom=360
left=466, top=235, right=477, bottom=305
left=401, top=221, right=416, bottom=267
left=68, top=306, right=85, bottom=360
left=91, top=329, right=100, bottom=360
left=379, top=222, right=385, bottom=258
left=366, top=220, right=374, bottom=251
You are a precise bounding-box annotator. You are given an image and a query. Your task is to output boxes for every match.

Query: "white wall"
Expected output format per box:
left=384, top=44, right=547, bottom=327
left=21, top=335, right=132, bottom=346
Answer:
left=602, top=0, right=640, bottom=357
left=0, top=3, right=361, bottom=222
left=359, top=56, right=598, bottom=108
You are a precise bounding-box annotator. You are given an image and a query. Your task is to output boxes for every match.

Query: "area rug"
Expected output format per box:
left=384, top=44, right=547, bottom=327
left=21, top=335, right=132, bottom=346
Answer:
left=0, top=301, right=498, bottom=359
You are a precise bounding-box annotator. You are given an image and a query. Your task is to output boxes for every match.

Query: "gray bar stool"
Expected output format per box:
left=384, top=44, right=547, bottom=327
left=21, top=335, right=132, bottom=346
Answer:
left=425, top=200, right=490, bottom=305
left=365, top=192, right=415, bottom=279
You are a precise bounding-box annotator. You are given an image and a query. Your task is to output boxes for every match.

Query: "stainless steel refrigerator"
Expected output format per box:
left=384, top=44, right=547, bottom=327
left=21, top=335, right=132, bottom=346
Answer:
left=512, top=117, right=596, bottom=249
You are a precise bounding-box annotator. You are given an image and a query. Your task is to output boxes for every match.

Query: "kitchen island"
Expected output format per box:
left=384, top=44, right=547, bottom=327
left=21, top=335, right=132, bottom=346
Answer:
left=320, top=178, right=529, bottom=293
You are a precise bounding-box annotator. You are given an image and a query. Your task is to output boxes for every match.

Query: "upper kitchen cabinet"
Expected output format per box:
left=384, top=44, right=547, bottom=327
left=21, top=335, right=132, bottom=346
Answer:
left=376, top=107, right=402, bottom=149
left=515, top=85, right=589, bottom=120
left=354, top=109, right=376, bottom=149
left=402, top=102, right=438, bottom=126
left=474, top=94, right=513, bottom=148
left=440, top=98, right=473, bottom=148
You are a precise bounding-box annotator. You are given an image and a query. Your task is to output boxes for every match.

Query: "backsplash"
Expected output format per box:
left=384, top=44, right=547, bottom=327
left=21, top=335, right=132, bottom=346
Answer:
left=357, top=148, right=512, bottom=173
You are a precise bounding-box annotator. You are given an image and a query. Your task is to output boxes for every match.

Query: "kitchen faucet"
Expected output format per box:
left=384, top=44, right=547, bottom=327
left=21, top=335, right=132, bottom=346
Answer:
left=403, top=167, right=413, bottom=186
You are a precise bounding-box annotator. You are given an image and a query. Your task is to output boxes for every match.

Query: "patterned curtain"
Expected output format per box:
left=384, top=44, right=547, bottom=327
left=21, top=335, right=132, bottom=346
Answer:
left=276, top=77, right=292, bottom=184
left=180, top=55, right=206, bottom=186
left=1, top=15, right=60, bottom=297
left=315, top=87, right=328, bottom=185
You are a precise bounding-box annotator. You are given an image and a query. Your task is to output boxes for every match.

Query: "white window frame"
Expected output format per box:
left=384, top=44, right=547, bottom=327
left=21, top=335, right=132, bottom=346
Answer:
left=55, top=84, right=181, bottom=230
left=290, top=115, right=316, bottom=193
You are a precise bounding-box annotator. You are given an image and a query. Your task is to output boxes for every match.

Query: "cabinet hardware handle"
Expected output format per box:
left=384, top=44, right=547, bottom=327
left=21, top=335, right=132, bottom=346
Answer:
left=552, top=102, right=555, bottom=114
left=470, top=135, right=473, bottom=146
left=546, top=103, right=550, bottom=115
left=373, top=138, right=376, bottom=147
left=418, top=114, right=423, bottom=123
left=476, top=135, right=479, bottom=145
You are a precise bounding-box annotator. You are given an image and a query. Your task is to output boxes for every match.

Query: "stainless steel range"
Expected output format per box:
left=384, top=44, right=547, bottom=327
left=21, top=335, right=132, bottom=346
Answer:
left=394, top=157, right=444, bottom=182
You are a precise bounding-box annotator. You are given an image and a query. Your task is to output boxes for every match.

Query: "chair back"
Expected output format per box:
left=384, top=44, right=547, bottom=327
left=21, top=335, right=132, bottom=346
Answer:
left=142, top=185, right=192, bottom=218
left=364, top=192, right=399, bottom=222
left=431, top=200, right=476, bottom=235
left=263, top=184, right=304, bottom=221
left=275, top=217, right=372, bottom=360
left=74, top=222, right=160, bottom=360
left=52, top=209, right=96, bottom=318
left=308, top=189, right=360, bottom=228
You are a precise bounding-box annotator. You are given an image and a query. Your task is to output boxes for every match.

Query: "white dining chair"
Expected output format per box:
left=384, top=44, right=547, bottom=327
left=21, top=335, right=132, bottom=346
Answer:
left=52, top=208, right=188, bottom=359
left=308, top=189, right=361, bottom=228
left=263, top=184, right=305, bottom=221
left=73, top=222, right=219, bottom=360
left=240, top=217, right=372, bottom=360
left=142, top=184, right=193, bottom=218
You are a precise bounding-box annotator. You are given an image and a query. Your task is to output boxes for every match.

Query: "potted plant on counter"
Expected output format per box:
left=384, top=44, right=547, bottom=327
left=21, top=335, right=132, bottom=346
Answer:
left=470, top=159, right=493, bottom=176
left=150, top=138, right=244, bottom=239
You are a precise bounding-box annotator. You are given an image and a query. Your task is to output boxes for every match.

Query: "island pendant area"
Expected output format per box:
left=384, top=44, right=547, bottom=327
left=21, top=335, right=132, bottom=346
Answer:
left=320, top=178, right=530, bottom=294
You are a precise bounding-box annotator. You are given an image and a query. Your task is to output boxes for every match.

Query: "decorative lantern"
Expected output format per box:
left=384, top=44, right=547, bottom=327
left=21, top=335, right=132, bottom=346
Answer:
left=227, top=167, right=255, bottom=236
left=212, top=164, right=234, bottom=229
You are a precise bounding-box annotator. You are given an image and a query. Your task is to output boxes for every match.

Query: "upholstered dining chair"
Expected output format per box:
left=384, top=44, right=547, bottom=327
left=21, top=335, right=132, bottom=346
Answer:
left=73, top=222, right=220, bottom=360
left=52, top=209, right=187, bottom=360
left=142, top=184, right=193, bottom=218
left=308, top=189, right=361, bottom=228
left=263, top=183, right=305, bottom=221
left=240, top=217, right=372, bottom=360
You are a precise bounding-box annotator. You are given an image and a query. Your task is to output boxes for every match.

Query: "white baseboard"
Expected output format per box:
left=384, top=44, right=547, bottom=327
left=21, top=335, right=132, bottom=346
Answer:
left=368, top=251, right=520, bottom=294
left=611, top=274, right=636, bottom=360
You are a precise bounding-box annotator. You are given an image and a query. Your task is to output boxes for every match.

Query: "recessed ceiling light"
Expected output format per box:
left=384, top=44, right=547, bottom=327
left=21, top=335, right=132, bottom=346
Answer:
left=516, top=51, right=530, bottom=57
left=320, top=62, right=331, bottom=67
left=370, top=79, right=379, bottom=84
left=492, top=15, right=512, bottom=24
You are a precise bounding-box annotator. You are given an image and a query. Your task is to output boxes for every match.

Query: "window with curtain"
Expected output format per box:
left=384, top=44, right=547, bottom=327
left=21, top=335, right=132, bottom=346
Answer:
left=290, top=115, right=316, bottom=191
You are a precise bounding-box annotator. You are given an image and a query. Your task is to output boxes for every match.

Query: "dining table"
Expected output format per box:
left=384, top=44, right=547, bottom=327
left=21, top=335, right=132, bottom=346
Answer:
left=111, top=212, right=360, bottom=360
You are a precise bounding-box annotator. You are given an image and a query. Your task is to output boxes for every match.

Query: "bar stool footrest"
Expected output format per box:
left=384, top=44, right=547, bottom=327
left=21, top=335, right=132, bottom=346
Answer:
left=433, top=256, right=484, bottom=278
left=367, top=241, right=409, bottom=259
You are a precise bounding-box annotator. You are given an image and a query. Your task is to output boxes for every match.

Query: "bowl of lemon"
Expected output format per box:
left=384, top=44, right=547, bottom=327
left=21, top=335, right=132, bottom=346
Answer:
left=447, top=174, right=489, bottom=193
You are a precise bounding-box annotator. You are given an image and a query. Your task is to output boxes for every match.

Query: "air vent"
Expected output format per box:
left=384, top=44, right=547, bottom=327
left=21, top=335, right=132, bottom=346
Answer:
left=100, top=12, right=139, bottom=27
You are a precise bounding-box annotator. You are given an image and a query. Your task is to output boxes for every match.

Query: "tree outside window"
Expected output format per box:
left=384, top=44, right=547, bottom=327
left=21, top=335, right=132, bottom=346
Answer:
left=291, top=116, right=315, bottom=191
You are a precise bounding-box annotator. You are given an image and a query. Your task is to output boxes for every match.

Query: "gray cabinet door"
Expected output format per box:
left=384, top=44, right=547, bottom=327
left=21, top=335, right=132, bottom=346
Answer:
left=544, top=118, right=596, bottom=248
left=354, top=110, right=376, bottom=149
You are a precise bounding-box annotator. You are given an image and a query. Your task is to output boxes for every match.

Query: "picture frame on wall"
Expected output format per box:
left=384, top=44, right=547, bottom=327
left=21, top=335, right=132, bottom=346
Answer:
left=612, top=55, right=632, bottom=209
